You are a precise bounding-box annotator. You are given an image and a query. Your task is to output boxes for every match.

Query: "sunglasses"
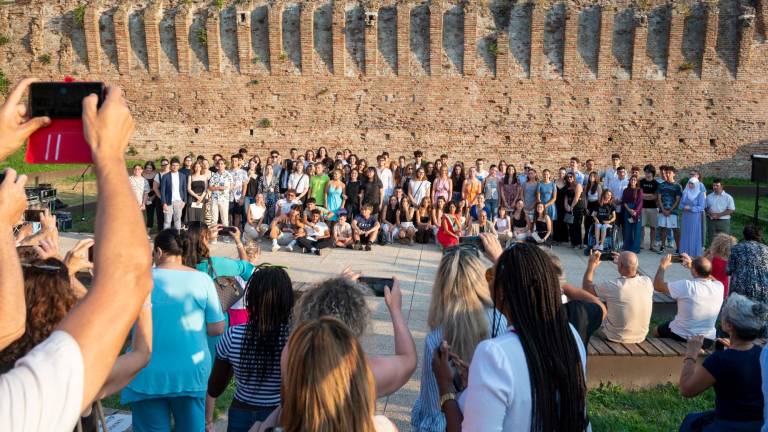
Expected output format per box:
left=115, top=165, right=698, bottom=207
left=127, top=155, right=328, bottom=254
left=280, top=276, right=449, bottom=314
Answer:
left=21, top=261, right=64, bottom=272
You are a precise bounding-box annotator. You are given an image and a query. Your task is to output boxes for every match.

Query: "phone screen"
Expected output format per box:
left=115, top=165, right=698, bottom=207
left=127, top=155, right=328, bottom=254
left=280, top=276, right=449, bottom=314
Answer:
left=24, top=209, right=44, bottom=222
left=358, top=276, right=392, bottom=297
left=29, top=82, right=105, bottom=118
left=219, top=226, right=236, bottom=236
left=459, top=236, right=485, bottom=252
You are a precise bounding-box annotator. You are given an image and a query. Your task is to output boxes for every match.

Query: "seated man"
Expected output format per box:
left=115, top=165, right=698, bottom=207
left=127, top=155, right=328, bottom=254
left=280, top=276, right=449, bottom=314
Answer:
left=469, top=209, right=497, bottom=236
left=333, top=210, right=354, bottom=249
left=269, top=204, right=304, bottom=252
left=275, top=188, right=302, bottom=218
left=352, top=204, right=380, bottom=251
left=653, top=254, right=724, bottom=349
left=582, top=250, right=654, bottom=343
left=296, top=209, right=332, bottom=255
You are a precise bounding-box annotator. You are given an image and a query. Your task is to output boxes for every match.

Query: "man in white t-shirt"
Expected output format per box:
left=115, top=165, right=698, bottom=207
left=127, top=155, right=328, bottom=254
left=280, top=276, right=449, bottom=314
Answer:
left=705, top=179, right=736, bottom=244
left=296, top=209, right=332, bottom=255
left=583, top=250, right=654, bottom=343
left=275, top=189, right=302, bottom=218
left=653, top=254, right=724, bottom=348
left=475, top=158, right=489, bottom=181
left=376, top=155, right=394, bottom=206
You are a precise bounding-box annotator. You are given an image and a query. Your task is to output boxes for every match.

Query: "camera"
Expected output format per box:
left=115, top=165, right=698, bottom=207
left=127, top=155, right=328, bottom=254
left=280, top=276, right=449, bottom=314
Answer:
left=671, top=254, right=684, bottom=263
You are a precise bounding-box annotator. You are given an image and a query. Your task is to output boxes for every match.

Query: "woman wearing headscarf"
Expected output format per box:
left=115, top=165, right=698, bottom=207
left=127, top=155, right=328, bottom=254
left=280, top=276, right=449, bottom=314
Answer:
left=680, top=178, right=706, bottom=257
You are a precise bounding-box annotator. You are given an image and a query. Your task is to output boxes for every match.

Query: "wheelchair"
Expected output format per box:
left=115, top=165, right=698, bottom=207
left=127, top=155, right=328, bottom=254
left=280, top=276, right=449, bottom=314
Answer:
left=583, top=223, right=618, bottom=256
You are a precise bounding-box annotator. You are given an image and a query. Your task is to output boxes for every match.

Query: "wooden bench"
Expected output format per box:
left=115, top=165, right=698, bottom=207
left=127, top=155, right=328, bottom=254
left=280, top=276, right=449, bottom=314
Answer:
left=586, top=336, right=706, bottom=389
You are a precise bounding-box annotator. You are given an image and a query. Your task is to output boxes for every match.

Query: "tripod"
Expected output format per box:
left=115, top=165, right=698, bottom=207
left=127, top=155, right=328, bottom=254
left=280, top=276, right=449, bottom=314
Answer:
left=71, top=165, right=92, bottom=221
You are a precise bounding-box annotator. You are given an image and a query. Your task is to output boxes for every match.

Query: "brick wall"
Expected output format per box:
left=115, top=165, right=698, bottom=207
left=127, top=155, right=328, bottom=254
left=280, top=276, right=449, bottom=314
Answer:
left=1, top=0, right=767, bottom=177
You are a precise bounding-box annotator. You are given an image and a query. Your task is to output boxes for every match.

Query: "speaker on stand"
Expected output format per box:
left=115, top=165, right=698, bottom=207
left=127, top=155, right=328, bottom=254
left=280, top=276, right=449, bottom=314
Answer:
left=751, top=154, right=768, bottom=227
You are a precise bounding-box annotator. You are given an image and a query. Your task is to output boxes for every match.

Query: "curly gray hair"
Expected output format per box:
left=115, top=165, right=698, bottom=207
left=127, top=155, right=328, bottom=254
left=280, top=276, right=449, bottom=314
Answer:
left=721, top=293, right=768, bottom=341
left=292, top=277, right=371, bottom=338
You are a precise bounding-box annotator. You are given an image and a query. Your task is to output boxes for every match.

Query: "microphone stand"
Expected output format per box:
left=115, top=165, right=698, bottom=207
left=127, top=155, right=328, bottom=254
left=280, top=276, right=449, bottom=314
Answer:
left=72, top=164, right=91, bottom=221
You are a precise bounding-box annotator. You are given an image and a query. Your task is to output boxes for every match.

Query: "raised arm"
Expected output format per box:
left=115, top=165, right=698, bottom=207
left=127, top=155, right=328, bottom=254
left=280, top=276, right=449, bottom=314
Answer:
left=0, top=170, right=29, bottom=350
left=56, top=86, right=153, bottom=412
left=367, top=277, right=417, bottom=397
left=0, top=78, right=51, bottom=350
left=653, top=255, right=672, bottom=295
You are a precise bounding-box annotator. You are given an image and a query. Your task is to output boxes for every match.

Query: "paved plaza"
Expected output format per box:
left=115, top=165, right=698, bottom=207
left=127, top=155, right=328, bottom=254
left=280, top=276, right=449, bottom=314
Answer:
left=57, top=234, right=692, bottom=431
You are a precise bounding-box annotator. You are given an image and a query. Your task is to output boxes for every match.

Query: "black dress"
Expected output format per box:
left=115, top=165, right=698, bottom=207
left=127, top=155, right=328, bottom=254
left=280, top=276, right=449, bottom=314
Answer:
left=345, top=180, right=361, bottom=217
left=553, top=182, right=569, bottom=242
left=187, top=179, right=207, bottom=223
left=565, top=187, right=584, bottom=247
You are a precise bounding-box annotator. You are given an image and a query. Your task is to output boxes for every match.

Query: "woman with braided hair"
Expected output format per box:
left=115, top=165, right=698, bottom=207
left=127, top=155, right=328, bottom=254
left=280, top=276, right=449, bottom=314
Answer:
left=207, top=266, right=294, bottom=432
left=433, top=240, right=589, bottom=432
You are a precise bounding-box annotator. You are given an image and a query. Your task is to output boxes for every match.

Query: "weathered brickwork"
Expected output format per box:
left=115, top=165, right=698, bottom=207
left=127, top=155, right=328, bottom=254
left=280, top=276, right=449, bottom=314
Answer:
left=1, top=0, right=766, bottom=177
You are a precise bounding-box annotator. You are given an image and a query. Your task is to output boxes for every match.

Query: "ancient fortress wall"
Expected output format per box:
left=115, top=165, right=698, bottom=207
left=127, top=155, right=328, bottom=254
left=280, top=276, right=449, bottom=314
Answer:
left=1, top=0, right=767, bottom=176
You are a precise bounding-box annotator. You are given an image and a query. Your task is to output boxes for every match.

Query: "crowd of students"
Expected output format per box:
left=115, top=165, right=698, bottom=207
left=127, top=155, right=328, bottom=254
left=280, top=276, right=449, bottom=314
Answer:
left=130, top=145, right=740, bottom=259
left=2, top=77, right=768, bottom=432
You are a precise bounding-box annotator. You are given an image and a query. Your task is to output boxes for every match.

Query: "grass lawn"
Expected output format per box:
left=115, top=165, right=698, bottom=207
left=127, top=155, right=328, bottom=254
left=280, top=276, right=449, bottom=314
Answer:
left=588, top=384, right=714, bottom=431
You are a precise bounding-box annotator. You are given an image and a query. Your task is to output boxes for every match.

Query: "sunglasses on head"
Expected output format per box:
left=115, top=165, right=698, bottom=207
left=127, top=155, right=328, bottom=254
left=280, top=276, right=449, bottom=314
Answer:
left=21, top=261, right=64, bottom=272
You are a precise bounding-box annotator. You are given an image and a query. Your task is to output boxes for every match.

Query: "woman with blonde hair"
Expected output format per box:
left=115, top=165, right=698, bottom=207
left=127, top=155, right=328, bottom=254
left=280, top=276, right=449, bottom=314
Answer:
left=257, top=317, right=397, bottom=432
left=705, top=233, right=738, bottom=298
left=411, top=246, right=507, bottom=431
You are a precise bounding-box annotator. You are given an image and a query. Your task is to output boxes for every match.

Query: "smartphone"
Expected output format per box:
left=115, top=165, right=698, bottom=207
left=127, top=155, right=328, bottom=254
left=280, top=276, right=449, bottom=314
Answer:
left=599, top=252, right=616, bottom=261
left=671, top=254, right=684, bottom=263
left=24, top=209, right=44, bottom=222
left=459, top=236, right=485, bottom=252
left=358, top=276, right=393, bottom=297
left=219, top=226, right=237, bottom=236
left=26, top=82, right=106, bottom=164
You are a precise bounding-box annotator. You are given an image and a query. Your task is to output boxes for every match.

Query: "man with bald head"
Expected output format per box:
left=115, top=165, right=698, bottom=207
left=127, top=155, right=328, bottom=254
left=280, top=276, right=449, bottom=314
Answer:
left=583, top=250, right=654, bottom=343
left=653, top=254, right=724, bottom=349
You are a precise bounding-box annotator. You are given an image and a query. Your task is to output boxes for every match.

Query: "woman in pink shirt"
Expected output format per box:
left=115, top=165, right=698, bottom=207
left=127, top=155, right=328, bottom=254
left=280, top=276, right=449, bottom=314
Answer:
left=705, top=233, right=737, bottom=298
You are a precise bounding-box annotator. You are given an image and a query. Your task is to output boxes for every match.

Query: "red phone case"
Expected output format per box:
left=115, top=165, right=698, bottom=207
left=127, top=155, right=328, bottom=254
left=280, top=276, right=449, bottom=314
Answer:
left=26, top=119, right=93, bottom=164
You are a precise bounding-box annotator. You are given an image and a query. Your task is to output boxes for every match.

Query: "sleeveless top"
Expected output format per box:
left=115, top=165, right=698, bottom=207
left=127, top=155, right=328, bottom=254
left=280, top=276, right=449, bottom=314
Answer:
left=534, top=218, right=549, bottom=236
left=191, top=179, right=206, bottom=195
left=433, top=177, right=451, bottom=200
left=512, top=213, right=528, bottom=228
left=384, top=206, right=398, bottom=224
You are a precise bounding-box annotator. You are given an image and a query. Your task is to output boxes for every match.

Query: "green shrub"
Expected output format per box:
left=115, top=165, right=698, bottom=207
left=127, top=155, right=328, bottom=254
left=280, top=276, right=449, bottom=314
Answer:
left=38, top=53, right=52, bottom=65
left=258, top=118, right=271, bottom=128
left=678, top=61, right=694, bottom=71
left=196, top=28, right=208, bottom=45
left=0, top=70, right=9, bottom=96
left=0, top=35, right=10, bottom=46
left=73, top=4, right=87, bottom=27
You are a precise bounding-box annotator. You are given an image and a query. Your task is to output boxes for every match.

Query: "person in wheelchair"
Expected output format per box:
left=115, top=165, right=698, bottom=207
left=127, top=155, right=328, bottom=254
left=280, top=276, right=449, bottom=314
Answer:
left=591, top=190, right=616, bottom=251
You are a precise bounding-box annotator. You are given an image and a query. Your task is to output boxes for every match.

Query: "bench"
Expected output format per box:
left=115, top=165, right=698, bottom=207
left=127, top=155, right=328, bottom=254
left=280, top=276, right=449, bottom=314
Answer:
left=586, top=336, right=707, bottom=389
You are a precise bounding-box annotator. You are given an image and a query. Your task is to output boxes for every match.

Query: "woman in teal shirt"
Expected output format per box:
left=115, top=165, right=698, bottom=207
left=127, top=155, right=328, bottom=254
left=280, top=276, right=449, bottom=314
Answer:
left=184, top=222, right=255, bottom=280
left=122, top=229, right=226, bottom=432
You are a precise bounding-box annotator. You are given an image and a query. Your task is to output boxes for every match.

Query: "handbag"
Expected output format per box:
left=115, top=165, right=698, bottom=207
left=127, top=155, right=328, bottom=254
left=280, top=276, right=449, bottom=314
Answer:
left=564, top=212, right=575, bottom=225
left=207, top=258, right=245, bottom=311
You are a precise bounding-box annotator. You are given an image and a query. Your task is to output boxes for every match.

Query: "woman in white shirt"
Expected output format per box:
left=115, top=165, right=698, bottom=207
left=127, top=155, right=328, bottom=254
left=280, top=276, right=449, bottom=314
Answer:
left=494, top=206, right=512, bottom=246
left=244, top=193, right=268, bottom=242
left=433, top=239, right=589, bottom=432
left=409, top=167, right=432, bottom=207
left=288, top=162, right=310, bottom=202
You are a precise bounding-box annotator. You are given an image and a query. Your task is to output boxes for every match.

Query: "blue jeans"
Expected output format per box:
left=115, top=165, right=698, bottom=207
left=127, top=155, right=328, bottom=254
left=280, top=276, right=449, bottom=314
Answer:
left=486, top=198, right=498, bottom=221
left=679, top=410, right=762, bottom=432
left=227, top=405, right=277, bottom=432
left=131, top=396, right=205, bottom=432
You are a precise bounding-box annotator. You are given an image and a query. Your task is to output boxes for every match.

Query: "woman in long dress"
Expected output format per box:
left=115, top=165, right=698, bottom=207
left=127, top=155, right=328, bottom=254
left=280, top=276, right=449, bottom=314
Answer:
left=680, top=178, right=706, bottom=257
left=324, top=169, right=346, bottom=222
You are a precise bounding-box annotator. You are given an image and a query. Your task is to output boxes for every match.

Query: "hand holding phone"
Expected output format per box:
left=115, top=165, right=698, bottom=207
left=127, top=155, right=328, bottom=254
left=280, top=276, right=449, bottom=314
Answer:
left=0, top=78, right=51, bottom=161
left=218, top=226, right=237, bottom=237
left=26, top=82, right=106, bottom=164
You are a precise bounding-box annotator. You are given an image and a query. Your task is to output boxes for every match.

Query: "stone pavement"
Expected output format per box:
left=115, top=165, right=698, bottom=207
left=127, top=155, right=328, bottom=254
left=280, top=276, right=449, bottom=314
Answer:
left=57, top=233, right=691, bottom=431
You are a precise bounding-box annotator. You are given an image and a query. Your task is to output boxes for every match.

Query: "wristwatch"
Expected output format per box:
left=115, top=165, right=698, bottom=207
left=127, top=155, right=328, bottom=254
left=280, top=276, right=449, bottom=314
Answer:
left=439, top=392, right=457, bottom=409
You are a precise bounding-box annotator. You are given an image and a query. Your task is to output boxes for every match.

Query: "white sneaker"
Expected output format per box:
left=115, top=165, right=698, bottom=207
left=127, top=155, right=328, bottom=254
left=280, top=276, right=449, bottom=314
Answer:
left=272, top=243, right=280, bottom=253
left=287, top=240, right=296, bottom=252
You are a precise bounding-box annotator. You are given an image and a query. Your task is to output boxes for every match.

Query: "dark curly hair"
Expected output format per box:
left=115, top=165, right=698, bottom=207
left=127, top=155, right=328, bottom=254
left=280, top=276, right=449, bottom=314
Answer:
left=0, top=258, right=77, bottom=373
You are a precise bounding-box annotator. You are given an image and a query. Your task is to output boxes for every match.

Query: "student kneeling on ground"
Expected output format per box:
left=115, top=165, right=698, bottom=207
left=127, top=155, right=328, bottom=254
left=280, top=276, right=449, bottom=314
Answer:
left=296, top=209, right=332, bottom=255
left=333, top=209, right=354, bottom=248
left=653, top=254, right=724, bottom=349
left=269, top=204, right=304, bottom=252
left=353, top=204, right=380, bottom=251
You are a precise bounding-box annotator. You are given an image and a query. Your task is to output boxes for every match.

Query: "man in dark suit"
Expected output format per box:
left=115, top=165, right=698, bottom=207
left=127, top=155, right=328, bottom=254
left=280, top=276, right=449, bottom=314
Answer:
left=160, top=157, right=188, bottom=229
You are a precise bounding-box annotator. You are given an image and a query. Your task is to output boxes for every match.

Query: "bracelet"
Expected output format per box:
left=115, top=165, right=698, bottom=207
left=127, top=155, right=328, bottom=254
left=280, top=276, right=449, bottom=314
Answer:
left=439, top=392, right=457, bottom=409
left=683, top=357, right=696, bottom=363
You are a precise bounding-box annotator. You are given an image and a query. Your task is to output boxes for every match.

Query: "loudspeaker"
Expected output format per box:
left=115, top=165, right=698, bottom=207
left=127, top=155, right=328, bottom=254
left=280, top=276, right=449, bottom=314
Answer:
left=752, top=155, right=768, bottom=183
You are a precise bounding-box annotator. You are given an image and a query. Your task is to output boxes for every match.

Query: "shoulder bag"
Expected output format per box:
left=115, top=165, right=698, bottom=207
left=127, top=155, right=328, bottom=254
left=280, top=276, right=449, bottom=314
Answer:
left=207, top=257, right=245, bottom=311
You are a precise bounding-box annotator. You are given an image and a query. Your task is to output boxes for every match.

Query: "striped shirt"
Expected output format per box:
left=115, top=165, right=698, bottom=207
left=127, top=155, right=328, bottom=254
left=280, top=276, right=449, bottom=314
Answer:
left=216, top=324, right=288, bottom=406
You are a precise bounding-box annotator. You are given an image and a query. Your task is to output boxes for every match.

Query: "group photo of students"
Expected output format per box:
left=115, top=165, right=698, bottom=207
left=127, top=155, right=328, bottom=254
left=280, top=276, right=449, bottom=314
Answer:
left=3, top=77, right=768, bottom=432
